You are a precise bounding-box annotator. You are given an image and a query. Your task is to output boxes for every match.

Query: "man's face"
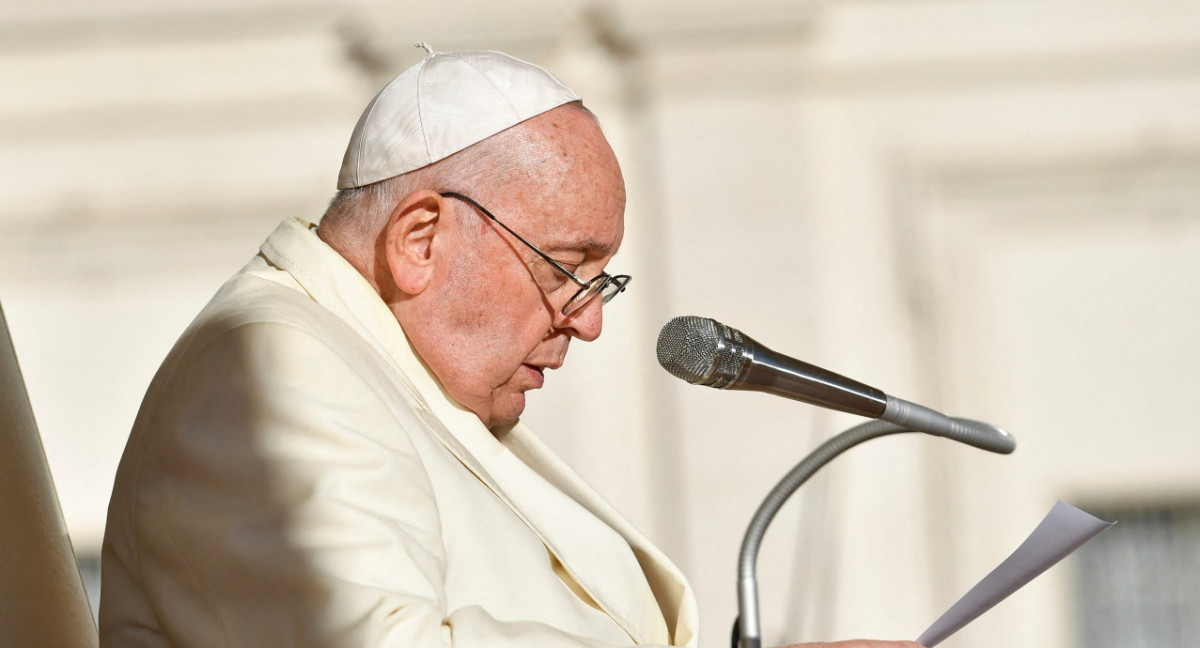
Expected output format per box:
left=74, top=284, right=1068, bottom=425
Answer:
left=406, top=107, right=626, bottom=430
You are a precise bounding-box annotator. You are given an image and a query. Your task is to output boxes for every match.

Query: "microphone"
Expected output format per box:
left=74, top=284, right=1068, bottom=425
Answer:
left=656, top=315, right=1014, bottom=453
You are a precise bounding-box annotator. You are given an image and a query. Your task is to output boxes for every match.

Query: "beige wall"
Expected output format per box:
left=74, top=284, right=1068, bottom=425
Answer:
left=2, top=1, right=1198, bottom=646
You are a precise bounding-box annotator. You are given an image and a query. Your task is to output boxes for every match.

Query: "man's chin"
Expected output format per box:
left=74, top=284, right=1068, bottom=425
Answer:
left=484, top=392, right=526, bottom=432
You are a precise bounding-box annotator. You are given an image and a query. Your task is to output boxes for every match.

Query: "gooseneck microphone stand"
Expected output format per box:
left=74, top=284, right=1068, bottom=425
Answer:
left=651, top=315, right=1016, bottom=648
left=733, top=404, right=1015, bottom=648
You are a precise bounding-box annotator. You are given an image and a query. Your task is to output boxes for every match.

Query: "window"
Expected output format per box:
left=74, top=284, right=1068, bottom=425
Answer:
left=1075, top=503, right=1200, bottom=648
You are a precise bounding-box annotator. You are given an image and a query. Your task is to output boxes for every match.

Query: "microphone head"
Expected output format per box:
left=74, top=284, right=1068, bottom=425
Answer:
left=656, top=315, right=748, bottom=388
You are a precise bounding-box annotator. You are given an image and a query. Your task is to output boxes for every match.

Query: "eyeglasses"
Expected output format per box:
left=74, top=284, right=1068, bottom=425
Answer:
left=439, top=192, right=631, bottom=317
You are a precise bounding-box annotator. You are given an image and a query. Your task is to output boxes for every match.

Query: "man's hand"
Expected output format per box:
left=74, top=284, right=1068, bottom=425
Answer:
left=776, top=642, right=925, bottom=648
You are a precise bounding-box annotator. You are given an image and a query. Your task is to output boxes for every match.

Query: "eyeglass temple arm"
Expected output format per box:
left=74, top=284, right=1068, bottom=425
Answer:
left=439, top=192, right=589, bottom=289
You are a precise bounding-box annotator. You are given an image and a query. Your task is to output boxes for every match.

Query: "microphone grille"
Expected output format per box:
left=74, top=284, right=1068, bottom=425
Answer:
left=656, top=315, right=723, bottom=383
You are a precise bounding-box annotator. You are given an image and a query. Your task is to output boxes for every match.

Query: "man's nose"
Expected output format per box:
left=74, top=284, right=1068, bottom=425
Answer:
left=558, top=298, right=604, bottom=341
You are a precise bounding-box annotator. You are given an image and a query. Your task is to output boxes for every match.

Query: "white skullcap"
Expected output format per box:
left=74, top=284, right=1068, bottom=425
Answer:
left=337, top=45, right=581, bottom=189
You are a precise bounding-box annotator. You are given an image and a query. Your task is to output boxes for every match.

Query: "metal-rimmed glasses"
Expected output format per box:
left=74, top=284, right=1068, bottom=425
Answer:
left=439, top=192, right=631, bottom=316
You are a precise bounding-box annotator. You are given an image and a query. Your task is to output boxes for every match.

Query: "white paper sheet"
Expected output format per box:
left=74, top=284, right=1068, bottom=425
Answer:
left=915, top=500, right=1114, bottom=647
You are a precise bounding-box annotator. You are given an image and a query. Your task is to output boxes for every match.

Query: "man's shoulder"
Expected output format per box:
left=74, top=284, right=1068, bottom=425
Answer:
left=170, top=256, right=352, bottom=359
left=130, top=255, right=431, bottom=452
left=136, top=258, right=386, bottom=413
left=193, top=257, right=330, bottom=336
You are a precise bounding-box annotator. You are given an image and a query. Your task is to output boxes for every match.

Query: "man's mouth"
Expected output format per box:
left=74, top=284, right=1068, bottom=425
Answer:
left=523, top=363, right=546, bottom=387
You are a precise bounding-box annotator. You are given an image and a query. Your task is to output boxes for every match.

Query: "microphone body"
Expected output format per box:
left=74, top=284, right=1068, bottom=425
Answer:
left=656, top=315, right=1015, bottom=453
left=657, top=315, right=887, bottom=416
left=667, top=317, right=888, bottom=418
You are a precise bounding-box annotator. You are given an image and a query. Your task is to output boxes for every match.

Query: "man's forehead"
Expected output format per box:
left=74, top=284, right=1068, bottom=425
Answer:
left=481, top=106, right=625, bottom=254
left=497, top=202, right=620, bottom=264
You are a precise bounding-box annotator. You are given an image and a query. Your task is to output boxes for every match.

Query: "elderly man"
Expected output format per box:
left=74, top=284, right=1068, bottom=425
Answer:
left=100, top=47, right=921, bottom=648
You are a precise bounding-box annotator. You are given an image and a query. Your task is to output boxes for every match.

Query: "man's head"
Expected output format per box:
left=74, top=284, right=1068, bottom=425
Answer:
left=319, top=49, right=626, bottom=430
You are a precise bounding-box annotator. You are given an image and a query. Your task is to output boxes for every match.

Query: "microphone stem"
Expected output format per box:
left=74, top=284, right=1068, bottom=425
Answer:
left=735, top=416, right=1012, bottom=648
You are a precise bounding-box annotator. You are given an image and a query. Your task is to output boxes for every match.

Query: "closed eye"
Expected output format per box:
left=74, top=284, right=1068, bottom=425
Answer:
left=533, top=260, right=578, bottom=291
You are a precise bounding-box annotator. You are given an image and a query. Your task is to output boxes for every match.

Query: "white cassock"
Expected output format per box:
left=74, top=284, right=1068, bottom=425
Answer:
left=100, top=216, right=699, bottom=648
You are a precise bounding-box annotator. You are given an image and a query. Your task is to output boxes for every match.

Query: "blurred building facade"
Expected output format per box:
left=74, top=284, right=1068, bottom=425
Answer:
left=2, top=1, right=1198, bottom=646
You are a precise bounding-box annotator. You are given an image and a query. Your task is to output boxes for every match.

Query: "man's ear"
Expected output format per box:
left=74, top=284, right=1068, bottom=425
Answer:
left=383, top=191, right=445, bottom=296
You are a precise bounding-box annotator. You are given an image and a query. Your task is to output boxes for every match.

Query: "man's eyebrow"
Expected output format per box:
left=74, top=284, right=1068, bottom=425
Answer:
left=546, top=238, right=612, bottom=255
left=581, top=239, right=612, bottom=253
